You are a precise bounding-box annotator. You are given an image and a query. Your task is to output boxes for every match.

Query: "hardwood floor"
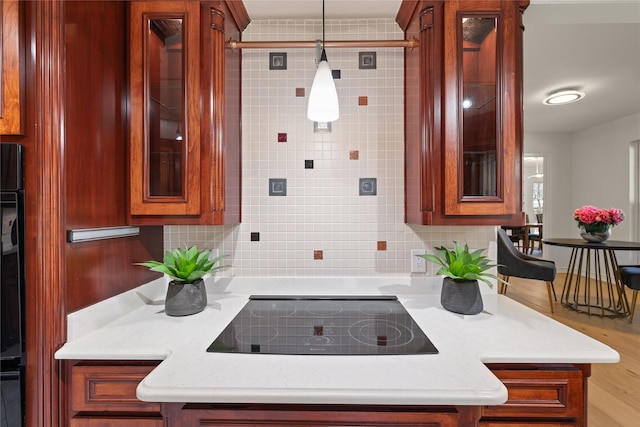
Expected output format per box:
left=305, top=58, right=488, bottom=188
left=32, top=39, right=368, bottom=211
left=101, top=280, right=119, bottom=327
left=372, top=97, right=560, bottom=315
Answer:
left=503, top=274, right=640, bottom=427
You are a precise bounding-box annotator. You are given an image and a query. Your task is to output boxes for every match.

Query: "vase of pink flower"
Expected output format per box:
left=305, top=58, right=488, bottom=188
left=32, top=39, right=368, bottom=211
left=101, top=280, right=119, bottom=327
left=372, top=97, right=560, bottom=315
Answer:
left=573, top=205, right=624, bottom=242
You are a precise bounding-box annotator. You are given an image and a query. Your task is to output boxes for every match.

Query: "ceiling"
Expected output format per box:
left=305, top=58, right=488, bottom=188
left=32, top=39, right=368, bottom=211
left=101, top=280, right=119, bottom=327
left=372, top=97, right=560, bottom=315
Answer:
left=242, top=0, right=640, bottom=134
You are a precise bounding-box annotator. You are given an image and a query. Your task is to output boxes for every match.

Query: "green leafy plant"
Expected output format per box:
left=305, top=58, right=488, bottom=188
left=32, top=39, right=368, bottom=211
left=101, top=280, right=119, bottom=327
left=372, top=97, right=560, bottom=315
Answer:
left=136, top=245, right=228, bottom=284
left=418, top=242, right=507, bottom=289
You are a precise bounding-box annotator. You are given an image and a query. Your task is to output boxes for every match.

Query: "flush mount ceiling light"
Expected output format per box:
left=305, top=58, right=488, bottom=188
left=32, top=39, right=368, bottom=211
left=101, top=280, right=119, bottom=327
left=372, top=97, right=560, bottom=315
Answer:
left=543, top=89, right=585, bottom=106
left=307, top=0, right=339, bottom=123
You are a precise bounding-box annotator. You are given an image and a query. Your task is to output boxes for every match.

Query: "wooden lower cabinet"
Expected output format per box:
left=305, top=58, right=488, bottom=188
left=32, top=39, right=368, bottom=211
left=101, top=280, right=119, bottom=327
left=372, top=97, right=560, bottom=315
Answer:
left=480, top=364, right=589, bottom=426
left=66, top=361, right=163, bottom=426
left=66, top=362, right=589, bottom=426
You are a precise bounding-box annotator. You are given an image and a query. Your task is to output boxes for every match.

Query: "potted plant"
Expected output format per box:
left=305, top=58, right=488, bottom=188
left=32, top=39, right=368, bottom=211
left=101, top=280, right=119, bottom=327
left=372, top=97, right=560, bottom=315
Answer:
left=417, top=242, right=506, bottom=315
left=137, top=245, right=228, bottom=316
left=573, top=205, right=624, bottom=242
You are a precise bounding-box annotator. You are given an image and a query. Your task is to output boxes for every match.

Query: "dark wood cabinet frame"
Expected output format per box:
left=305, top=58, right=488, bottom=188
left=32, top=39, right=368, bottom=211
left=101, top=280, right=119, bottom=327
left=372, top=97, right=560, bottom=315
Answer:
left=398, top=0, right=528, bottom=226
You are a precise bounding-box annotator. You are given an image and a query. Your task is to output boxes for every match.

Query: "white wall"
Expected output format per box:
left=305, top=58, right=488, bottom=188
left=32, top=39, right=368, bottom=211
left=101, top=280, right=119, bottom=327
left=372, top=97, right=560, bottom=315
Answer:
left=572, top=112, right=640, bottom=265
left=525, top=112, right=640, bottom=268
left=163, top=19, right=497, bottom=285
left=524, top=133, right=573, bottom=267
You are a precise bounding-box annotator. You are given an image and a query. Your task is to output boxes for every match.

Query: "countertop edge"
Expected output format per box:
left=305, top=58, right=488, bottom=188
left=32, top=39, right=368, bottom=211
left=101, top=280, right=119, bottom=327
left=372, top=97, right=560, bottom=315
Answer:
left=55, top=276, right=620, bottom=406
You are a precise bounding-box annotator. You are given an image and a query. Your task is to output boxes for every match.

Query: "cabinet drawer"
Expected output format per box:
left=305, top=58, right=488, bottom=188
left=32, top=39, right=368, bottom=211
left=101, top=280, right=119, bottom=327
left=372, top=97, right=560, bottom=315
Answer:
left=173, top=403, right=476, bottom=427
left=70, top=417, right=164, bottom=427
left=70, top=364, right=161, bottom=413
left=483, top=368, right=584, bottom=419
left=480, top=423, right=578, bottom=427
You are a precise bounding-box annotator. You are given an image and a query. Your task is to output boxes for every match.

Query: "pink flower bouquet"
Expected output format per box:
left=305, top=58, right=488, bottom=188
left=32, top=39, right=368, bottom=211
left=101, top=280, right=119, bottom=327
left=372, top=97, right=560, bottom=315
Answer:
left=573, top=205, right=624, bottom=233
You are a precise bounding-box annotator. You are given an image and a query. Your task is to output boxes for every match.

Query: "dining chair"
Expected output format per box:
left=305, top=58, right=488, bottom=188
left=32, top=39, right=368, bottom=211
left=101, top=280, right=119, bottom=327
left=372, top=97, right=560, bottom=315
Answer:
left=501, top=226, right=525, bottom=250
left=522, top=213, right=542, bottom=254
left=618, top=265, right=640, bottom=323
left=526, top=224, right=543, bottom=254
left=496, top=228, right=557, bottom=312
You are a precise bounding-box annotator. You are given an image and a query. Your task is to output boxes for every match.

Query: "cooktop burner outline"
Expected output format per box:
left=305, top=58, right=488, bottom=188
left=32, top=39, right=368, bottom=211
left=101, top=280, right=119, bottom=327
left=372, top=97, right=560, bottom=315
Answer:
left=250, top=302, right=296, bottom=318
left=207, top=295, right=438, bottom=355
left=348, top=319, right=414, bottom=347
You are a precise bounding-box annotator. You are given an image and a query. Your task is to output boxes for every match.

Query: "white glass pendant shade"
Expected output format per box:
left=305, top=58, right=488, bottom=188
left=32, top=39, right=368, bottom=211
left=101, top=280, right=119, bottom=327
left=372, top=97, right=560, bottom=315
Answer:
left=307, top=50, right=339, bottom=122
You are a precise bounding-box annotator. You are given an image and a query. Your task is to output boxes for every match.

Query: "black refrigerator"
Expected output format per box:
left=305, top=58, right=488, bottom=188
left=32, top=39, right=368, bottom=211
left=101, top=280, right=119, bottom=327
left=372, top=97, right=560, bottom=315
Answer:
left=0, top=144, right=25, bottom=427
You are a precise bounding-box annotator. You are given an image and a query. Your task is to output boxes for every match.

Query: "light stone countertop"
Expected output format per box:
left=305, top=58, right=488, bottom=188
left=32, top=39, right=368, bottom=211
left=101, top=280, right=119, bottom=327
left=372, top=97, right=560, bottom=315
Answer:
left=54, top=276, right=620, bottom=406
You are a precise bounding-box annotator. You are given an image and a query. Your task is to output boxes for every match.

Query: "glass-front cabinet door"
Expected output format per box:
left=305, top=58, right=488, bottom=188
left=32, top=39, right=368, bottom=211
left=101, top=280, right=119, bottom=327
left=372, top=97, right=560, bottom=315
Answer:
left=129, top=1, right=201, bottom=216
left=460, top=16, right=498, bottom=199
left=128, top=1, right=246, bottom=225
left=147, top=17, right=185, bottom=198
left=400, top=0, right=527, bottom=225
left=442, top=1, right=521, bottom=218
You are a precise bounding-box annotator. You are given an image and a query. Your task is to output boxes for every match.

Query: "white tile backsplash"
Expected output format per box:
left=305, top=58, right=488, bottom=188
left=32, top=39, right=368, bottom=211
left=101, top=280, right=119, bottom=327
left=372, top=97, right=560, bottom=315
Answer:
left=164, top=19, right=497, bottom=278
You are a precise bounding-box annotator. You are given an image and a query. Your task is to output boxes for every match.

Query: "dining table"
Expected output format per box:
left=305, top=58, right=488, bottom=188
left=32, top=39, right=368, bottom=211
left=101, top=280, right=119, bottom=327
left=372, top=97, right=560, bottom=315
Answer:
left=543, top=238, right=640, bottom=318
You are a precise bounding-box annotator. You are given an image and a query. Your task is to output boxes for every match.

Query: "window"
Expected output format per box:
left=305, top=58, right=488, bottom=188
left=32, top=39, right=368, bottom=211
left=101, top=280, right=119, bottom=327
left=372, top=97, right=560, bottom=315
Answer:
left=532, top=182, right=543, bottom=220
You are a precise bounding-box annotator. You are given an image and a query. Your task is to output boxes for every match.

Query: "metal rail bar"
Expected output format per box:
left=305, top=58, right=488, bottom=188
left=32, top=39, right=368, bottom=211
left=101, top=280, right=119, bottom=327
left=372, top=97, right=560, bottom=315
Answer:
left=227, top=38, right=418, bottom=50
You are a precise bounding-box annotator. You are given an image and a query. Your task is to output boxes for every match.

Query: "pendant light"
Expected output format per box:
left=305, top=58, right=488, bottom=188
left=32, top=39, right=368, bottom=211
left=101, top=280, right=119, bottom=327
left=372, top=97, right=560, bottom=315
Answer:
left=527, top=158, right=544, bottom=179
left=307, top=0, right=339, bottom=122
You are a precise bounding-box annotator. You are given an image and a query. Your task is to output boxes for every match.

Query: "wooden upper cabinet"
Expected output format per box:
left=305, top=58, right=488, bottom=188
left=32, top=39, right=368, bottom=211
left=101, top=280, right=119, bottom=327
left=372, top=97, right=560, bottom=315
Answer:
left=0, top=0, right=24, bottom=136
left=399, top=0, right=528, bottom=226
left=128, top=1, right=248, bottom=225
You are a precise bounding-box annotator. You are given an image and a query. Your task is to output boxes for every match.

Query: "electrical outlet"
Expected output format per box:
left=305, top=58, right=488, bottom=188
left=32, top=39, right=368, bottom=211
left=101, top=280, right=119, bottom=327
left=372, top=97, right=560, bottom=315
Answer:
left=208, top=248, right=220, bottom=261
left=411, top=249, right=427, bottom=273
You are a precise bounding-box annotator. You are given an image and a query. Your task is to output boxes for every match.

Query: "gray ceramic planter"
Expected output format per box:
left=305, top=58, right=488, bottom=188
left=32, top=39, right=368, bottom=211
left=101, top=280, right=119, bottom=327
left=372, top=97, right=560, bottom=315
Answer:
left=165, top=279, right=207, bottom=316
left=440, top=278, right=483, bottom=315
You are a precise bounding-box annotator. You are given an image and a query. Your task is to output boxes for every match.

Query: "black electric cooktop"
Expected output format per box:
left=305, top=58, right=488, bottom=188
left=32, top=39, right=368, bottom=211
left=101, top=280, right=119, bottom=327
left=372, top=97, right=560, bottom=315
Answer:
left=207, top=295, right=438, bottom=355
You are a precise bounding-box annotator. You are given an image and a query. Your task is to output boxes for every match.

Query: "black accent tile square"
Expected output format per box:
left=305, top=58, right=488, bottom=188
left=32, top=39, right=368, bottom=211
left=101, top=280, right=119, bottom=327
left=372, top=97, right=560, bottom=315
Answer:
left=250, top=232, right=260, bottom=242
left=269, top=178, right=287, bottom=196
left=269, top=52, right=287, bottom=70
left=359, top=178, right=377, bottom=196
left=332, top=69, right=341, bottom=79
left=305, top=160, right=314, bottom=169
left=359, top=52, right=377, bottom=69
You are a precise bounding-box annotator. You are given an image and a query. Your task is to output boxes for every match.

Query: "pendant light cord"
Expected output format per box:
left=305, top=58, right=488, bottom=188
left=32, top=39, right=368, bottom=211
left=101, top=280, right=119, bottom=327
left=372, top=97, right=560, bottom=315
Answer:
left=322, top=0, right=326, bottom=49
